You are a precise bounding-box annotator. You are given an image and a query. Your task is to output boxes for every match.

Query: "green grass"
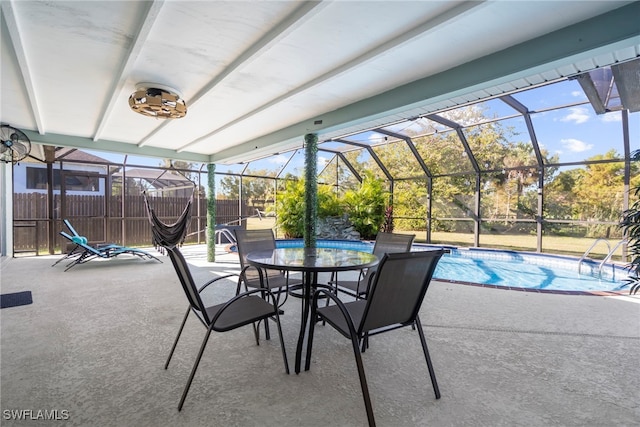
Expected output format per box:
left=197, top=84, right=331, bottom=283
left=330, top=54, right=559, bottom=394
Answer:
left=246, top=218, right=626, bottom=261
left=426, top=232, right=622, bottom=260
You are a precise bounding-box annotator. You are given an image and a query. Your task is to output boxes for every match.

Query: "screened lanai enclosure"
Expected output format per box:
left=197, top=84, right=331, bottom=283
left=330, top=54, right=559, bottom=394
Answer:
left=10, top=72, right=640, bottom=260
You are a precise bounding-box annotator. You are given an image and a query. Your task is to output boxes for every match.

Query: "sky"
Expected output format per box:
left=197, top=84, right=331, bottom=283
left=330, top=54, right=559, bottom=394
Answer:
left=511, top=78, right=637, bottom=165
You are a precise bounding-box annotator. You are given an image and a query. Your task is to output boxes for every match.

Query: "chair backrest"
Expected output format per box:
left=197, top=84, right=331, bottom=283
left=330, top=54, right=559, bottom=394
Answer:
left=167, top=246, right=209, bottom=323
left=360, top=232, right=416, bottom=286
left=63, top=219, right=81, bottom=237
left=372, top=232, right=415, bottom=257
left=234, top=229, right=277, bottom=269
left=59, top=231, right=103, bottom=256
left=360, top=250, right=445, bottom=333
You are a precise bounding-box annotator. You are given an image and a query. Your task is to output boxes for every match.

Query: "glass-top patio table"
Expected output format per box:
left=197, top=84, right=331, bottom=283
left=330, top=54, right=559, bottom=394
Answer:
left=246, top=247, right=379, bottom=374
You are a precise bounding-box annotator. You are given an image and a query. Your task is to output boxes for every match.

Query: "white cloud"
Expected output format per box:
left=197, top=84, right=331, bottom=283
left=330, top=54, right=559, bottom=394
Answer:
left=317, top=156, right=329, bottom=168
left=570, top=90, right=583, bottom=98
left=601, top=112, right=621, bottom=123
left=559, top=107, right=590, bottom=124
left=560, top=138, right=593, bottom=152
left=267, top=154, right=288, bottom=164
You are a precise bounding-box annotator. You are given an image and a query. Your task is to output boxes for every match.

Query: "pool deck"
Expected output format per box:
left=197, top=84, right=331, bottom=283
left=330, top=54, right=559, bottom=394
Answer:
left=1, top=244, right=639, bottom=426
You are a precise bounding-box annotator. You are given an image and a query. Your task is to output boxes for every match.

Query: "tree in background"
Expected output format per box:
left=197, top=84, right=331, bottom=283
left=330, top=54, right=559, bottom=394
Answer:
left=218, top=170, right=274, bottom=203
left=573, top=150, right=627, bottom=226
left=217, top=105, right=635, bottom=245
left=392, top=179, right=429, bottom=231
left=543, top=168, right=581, bottom=228
left=318, top=152, right=360, bottom=197
left=546, top=150, right=639, bottom=237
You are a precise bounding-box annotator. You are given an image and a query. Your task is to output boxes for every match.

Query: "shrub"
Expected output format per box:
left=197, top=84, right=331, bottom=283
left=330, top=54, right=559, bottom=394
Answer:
left=276, top=179, right=306, bottom=238
left=276, top=173, right=388, bottom=240
left=342, top=172, right=388, bottom=240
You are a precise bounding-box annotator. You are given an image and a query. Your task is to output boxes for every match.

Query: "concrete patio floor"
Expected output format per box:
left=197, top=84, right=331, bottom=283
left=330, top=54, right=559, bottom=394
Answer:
left=1, top=244, right=639, bottom=427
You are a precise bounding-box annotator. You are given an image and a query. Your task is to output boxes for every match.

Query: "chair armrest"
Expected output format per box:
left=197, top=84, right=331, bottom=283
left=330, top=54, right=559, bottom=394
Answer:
left=197, top=273, right=239, bottom=293
left=311, top=288, right=359, bottom=336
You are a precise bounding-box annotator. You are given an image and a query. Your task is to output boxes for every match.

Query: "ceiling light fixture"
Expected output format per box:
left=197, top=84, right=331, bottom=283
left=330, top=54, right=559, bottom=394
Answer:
left=128, top=83, right=187, bottom=119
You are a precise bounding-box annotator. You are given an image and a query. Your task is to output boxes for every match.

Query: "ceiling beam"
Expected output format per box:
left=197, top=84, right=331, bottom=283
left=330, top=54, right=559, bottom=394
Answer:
left=23, top=130, right=209, bottom=163
left=179, top=0, right=485, bottom=152
left=93, top=1, right=166, bottom=141
left=1, top=0, right=44, bottom=133
left=210, top=2, right=640, bottom=165
left=139, top=0, right=328, bottom=148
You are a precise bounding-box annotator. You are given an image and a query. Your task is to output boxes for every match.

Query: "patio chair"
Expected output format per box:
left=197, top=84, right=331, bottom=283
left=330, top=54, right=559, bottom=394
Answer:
left=329, top=232, right=415, bottom=299
left=164, top=246, right=289, bottom=410
left=234, top=229, right=301, bottom=307
left=306, top=250, right=446, bottom=427
left=53, top=230, right=161, bottom=271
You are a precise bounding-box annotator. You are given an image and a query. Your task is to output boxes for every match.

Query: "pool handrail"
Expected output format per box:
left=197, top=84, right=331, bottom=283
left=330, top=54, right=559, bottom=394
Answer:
left=578, top=238, right=611, bottom=275
left=578, top=238, right=627, bottom=280
left=598, top=239, right=627, bottom=280
left=215, top=227, right=237, bottom=245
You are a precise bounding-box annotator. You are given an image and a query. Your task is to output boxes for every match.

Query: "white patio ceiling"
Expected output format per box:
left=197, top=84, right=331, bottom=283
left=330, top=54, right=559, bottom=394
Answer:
left=1, top=1, right=639, bottom=165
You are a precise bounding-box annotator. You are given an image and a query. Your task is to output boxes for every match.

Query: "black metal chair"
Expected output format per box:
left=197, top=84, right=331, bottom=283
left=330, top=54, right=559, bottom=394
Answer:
left=330, top=232, right=415, bottom=299
left=234, top=228, right=301, bottom=307
left=164, top=246, right=289, bottom=411
left=306, top=250, right=446, bottom=427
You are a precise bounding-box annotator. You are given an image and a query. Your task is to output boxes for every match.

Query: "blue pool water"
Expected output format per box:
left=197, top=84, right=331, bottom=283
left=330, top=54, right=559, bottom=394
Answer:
left=275, top=239, right=630, bottom=293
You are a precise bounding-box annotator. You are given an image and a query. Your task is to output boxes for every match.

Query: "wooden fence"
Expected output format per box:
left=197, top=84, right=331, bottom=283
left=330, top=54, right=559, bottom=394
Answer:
left=13, top=193, right=247, bottom=254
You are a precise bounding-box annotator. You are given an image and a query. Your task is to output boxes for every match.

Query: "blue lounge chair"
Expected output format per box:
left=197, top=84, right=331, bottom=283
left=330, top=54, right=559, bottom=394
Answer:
left=53, top=221, right=161, bottom=271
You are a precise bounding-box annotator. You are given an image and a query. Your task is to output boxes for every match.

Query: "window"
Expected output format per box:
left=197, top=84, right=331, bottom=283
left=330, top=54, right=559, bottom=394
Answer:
left=26, top=168, right=100, bottom=192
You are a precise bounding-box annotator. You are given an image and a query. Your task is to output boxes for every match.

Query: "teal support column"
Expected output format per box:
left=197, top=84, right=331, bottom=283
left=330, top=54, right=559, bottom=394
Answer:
left=304, top=133, right=318, bottom=249
left=207, top=163, right=216, bottom=262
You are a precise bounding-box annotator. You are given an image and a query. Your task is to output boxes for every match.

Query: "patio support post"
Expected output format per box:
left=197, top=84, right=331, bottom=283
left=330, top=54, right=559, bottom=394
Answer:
left=537, top=169, right=544, bottom=253
left=44, top=145, right=56, bottom=255
left=207, top=163, right=216, bottom=262
left=46, top=162, right=54, bottom=255
left=621, top=110, right=630, bottom=262
left=426, top=177, right=433, bottom=243
left=474, top=174, right=480, bottom=247
left=304, top=133, right=318, bottom=249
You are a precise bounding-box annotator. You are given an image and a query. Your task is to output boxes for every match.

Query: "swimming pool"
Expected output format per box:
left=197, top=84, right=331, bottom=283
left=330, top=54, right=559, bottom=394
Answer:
left=275, top=239, right=631, bottom=294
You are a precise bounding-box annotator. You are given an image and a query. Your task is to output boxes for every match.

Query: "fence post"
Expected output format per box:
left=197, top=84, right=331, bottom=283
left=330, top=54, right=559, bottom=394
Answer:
left=207, top=164, right=216, bottom=262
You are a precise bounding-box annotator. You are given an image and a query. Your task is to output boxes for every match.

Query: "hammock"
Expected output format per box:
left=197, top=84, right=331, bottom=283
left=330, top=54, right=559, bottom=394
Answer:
left=143, top=169, right=196, bottom=251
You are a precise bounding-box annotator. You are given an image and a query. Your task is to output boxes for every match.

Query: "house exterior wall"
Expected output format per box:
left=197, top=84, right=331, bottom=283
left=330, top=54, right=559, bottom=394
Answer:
left=12, top=162, right=107, bottom=195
